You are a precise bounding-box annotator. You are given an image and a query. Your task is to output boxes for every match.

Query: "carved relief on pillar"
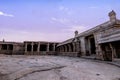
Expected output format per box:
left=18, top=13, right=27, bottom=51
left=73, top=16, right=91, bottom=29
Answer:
left=96, top=44, right=104, bottom=60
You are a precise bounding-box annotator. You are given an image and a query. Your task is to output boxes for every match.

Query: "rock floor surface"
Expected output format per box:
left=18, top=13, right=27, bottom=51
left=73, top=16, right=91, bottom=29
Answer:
left=0, top=55, right=120, bottom=80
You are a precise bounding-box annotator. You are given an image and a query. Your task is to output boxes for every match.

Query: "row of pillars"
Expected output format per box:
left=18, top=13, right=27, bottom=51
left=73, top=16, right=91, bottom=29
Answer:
left=25, top=42, right=56, bottom=52
left=57, top=42, right=80, bottom=52
left=0, top=44, right=13, bottom=51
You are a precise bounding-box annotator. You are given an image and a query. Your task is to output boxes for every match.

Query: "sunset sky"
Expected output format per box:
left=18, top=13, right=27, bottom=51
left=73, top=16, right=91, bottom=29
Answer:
left=0, top=0, right=120, bottom=42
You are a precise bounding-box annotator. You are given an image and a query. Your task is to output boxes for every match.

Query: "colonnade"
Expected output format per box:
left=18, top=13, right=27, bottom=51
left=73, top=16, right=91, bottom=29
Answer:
left=0, top=44, right=13, bottom=51
left=57, top=42, right=80, bottom=52
left=25, top=42, right=56, bottom=53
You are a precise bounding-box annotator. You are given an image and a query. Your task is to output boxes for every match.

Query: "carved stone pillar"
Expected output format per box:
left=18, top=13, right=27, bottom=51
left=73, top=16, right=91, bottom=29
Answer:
left=47, top=43, right=49, bottom=52
left=97, top=44, right=104, bottom=60
left=62, top=46, right=64, bottom=52
left=68, top=44, right=71, bottom=52
left=80, top=37, right=86, bottom=56
left=31, top=42, right=34, bottom=52
left=37, top=42, right=40, bottom=53
left=53, top=43, right=56, bottom=51
left=76, top=42, right=80, bottom=52
left=25, top=43, right=27, bottom=53
left=72, top=43, right=76, bottom=52
left=0, top=44, right=1, bottom=51
left=109, top=43, right=114, bottom=61
left=64, top=45, right=67, bottom=52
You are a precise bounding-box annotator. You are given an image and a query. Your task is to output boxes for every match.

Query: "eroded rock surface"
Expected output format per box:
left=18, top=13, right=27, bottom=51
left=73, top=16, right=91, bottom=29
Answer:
left=0, top=55, right=120, bottom=80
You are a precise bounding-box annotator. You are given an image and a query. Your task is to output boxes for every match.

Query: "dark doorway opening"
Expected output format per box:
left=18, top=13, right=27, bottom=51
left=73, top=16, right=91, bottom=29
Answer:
left=8, top=44, right=13, bottom=50
left=85, top=35, right=96, bottom=56
left=2, top=44, right=7, bottom=50
left=90, top=37, right=96, bottom=54
left=70, top=43, right=73, bottom=52
left=49, top=44, right=53, bottom=51
left=40, top=44, right=47, bottom=51
left=27, top=44, right=32, bottom=51
left=101, top=43, right=112, bottom=61
left=112, top=41, right=120, bottom=58
left=33, top=44, right=38, bottom=51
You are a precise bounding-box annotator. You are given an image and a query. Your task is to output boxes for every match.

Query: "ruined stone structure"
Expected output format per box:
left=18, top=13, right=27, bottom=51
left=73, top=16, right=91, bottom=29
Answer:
left=24, top=41, right=58, bottom=55
left=0, top=11, right=120, bottom=61
left=0, top=41, right=24, bottom=55
left=57, top=10, right=120, bottom=61
left=0, top=41, right=58, bottom=55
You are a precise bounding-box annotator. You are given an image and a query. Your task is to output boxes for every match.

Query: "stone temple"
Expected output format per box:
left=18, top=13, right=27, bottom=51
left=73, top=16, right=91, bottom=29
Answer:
left=0, top=10, right=120, bottom=61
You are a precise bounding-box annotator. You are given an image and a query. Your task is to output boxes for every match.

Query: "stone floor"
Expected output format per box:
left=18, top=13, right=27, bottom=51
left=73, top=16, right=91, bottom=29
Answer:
left=0, top=55, right=120, bottom=80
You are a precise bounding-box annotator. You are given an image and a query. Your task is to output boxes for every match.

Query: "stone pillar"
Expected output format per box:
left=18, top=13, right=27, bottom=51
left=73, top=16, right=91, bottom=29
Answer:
left=60, top=47, right=61, bottom=52
left=64, top=45, right=67, bottom=52
left=97, top=44, right=104, bottom=60
left=0, top=44, right=1, bottom=51
left=76, top=42, right=80, bottom=52
left=53, top=43, right=56, bottom=51
left=80, top=37, right=86, bottom=56
left=68, top=44, right=71, bottom=52
left=25, top=43, right=27, bottom=53
left=72, top=43, right=76, bottom=52
left=31, top=42, right=34, bottom=52
left=59, top=47, right=61, bottom=52
left=62, top=46, right=64, bottom=52
left=47, top=43, right=49, bottom=52
left=7, top=44, right=9, bottom=50
left=93, top=33, right=99, bottom=58
left=37, top=42, right=40, bottom=52
left=109, top=43, right=114, bottom=61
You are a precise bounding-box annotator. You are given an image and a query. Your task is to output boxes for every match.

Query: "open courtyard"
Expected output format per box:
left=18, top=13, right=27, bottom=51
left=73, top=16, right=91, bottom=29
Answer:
left=0, top=55, right=120, bottom=80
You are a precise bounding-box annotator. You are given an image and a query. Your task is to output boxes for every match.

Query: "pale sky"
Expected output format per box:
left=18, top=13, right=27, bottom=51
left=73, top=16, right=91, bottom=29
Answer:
left=0, top=0, right=120, bottom=42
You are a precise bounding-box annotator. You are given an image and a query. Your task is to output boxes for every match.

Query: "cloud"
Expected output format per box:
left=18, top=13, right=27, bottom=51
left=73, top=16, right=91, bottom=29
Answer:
left=51, top=17, right=70, bottom=24
left=59, top=6, right=69, bottom=11
left=0, top=11, right=14, bottom=17
left=58, top=5, right=73, bottom=15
